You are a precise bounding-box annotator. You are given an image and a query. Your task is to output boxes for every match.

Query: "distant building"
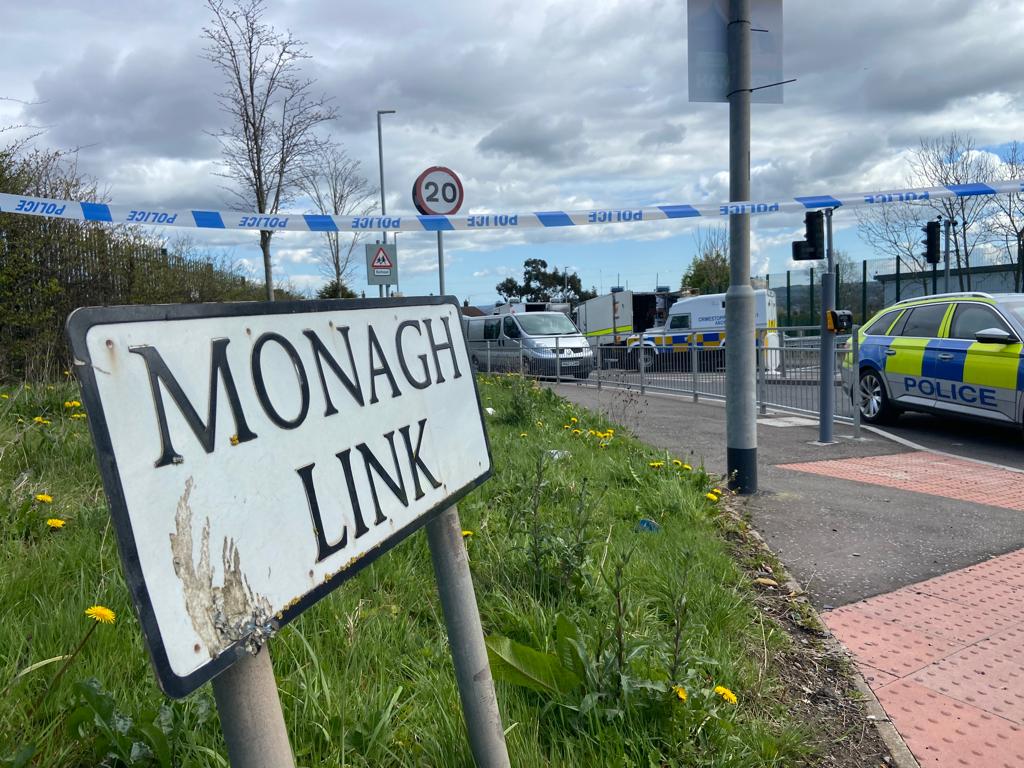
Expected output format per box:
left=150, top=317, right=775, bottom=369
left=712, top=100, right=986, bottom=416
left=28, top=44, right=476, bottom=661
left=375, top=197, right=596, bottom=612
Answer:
left=874, top=263, right=1023, bottom=305
left=460, top=300, right=485, bottom=317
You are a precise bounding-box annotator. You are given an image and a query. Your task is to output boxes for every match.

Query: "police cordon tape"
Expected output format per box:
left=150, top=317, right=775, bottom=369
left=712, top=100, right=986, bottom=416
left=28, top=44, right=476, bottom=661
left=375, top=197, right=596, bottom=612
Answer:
left=1, top=181, right=1022, bottom=234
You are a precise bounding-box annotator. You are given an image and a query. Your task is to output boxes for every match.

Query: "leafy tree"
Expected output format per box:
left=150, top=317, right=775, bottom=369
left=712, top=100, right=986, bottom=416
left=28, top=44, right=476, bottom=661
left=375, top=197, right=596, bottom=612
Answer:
left=680, top=225, right=729, bottom=294
left=495, top=258, right=596, bottom=303
left=203, top=0, right=336, bottom=300
left=316, top=278, right=357, bottom=299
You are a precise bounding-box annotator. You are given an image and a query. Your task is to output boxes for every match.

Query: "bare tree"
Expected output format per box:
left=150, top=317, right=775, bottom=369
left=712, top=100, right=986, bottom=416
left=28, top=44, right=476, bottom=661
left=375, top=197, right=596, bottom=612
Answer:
left=297, top=142, right=376, bottom=298
left=909, top=132, right=997, bottom=290
left=203, top=0, right=336, bottom=300
left=990, top=141, right=1024, bottom=290
left=680, top=225, right=729, bottom=294
left=855, top=201, right=931, bottom=293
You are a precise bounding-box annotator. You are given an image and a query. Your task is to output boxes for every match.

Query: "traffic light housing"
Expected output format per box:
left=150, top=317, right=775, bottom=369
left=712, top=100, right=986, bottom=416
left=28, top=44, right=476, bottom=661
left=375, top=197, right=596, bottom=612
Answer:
left=922, top=220, right=940, bottom=264
left=791, top=211, right=825, bottom=261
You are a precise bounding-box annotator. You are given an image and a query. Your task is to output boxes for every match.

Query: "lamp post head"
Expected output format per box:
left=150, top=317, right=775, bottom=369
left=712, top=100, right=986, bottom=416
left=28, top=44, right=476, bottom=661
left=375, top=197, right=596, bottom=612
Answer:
left=377, top=109, right=396, bottom=116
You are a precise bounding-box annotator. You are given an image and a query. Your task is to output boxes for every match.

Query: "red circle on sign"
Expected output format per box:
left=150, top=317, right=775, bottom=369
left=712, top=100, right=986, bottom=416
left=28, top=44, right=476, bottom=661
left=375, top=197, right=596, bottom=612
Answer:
left=412, top=166, right=464, bottom=216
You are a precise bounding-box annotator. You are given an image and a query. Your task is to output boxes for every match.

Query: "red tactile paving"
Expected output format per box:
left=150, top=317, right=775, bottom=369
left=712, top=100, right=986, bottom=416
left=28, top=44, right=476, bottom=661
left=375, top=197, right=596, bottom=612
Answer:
left=824, top=548, right=1024, bottom=767
left=778, top=451, right=1024, bottom=511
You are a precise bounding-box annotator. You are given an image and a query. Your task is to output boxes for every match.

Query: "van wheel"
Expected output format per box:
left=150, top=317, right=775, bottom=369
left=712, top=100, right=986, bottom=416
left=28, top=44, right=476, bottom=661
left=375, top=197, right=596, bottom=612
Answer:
left=858, top=368, right=898, bottom=424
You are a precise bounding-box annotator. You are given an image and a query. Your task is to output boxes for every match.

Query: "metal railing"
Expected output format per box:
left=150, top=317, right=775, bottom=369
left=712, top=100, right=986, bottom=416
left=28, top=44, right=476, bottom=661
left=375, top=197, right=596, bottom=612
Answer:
left=469, top=325, right=860, bottom=423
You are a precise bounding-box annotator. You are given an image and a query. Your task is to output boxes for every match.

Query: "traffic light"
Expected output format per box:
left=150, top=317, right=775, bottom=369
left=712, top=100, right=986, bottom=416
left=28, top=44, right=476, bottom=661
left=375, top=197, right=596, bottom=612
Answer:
left=791, top=211, right=825, bottom=261
left=805, top=211, right=825, bottom=258
left=921, top=220, right=940, bottom=264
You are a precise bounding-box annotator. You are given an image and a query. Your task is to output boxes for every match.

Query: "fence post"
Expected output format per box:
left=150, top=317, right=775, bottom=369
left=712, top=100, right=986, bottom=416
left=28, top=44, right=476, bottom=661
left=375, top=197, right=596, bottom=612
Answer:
left=757, top=344, right=767, bottom=416
left=639, top=347, right=646, bottom=395
left=786, top=270, right=792, bottom=326
left=852, top=325, right=861, bottom=439
left=895, top=258, right=901, bottom=301
left=486, top=341, right=492, bottom=374
left=861, top=260, right=867, bottom=323
left=809, top=267, right=815, bottom=324
left=690, top=343, right=698, bottom=403
left=596, top=346, right=602, bottom=391
left=555, top=337, right=561, bottom=383
left=519, top=341, right=524, bottom=376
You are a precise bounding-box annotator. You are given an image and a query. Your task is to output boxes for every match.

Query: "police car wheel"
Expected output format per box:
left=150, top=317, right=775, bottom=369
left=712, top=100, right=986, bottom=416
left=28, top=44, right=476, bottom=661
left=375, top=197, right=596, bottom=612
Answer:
left=858, top=369, right=897, bottom=424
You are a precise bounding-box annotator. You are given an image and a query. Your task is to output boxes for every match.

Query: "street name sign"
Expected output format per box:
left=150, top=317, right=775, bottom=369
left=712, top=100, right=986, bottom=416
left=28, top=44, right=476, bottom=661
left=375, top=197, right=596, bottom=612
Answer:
left=365, top=243, right=398, bottom=285
left=66, top=297, right=491, bottom=696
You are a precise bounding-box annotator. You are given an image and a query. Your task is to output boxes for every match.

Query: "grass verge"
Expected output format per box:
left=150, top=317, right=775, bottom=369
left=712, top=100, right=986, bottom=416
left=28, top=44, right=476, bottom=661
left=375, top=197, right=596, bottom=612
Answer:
left=2, top=374, right=815, bottom=767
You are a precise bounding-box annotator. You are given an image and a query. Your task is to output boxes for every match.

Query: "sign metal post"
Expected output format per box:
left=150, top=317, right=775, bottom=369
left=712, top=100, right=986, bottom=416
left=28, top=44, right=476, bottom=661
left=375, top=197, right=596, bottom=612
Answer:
left=66, top=296, right=506, bottom=766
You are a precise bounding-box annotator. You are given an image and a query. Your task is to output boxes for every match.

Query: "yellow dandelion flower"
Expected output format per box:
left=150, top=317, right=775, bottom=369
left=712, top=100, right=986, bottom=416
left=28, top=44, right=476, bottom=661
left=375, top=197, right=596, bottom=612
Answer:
left=672, top=459, right=683, bottom=467
left=462, top=530, right=474, bottom=538
left=536, top=420, right=544, bottom=427
left=649, top=461, right=665, bottom=468
left=712, top=488, right=722, bottom=495
left=570, top=417, right=578, bottom=424
left=85, top=605, right=116, bottom=625
left=682, top=463, right=692, bottom=471
left=606, top=428, right=615, bottom=435
left=599, top=442, right=608, bottom=449
left=519, top=432, right=528, bottom=438
left=572, top=429, right=582, bottom=435
left=672, top=685, right=688, bottom=702
left=563, top=424, right=571, bottom=430
left=70, top=413, right=86, bottom=420
left=230, top=434, right=240, bottom=446
left=63, top=400, right=82, bottom=408
left=35, top=493, right=53, bottom=504
left=706, top=492, right=719, bottom=502
left=714, top=685, right=737, bottom=705
left=46, top=518, right=66, bottom=530
left=64, top=370, right=71, bottom=377
left=0, top=394, right=8, bottom=400
left=32, top=416, right=51, bottom=425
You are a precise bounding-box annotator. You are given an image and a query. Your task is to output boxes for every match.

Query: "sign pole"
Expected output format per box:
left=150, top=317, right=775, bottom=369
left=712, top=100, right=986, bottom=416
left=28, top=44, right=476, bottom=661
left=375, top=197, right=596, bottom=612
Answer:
left=725, top=0, right=757, bottom=493
left=425, top=505, right=511, bottom=768
left=438, top=231, right=446, bottom=295
left=211, top=647, right=295, bottom=768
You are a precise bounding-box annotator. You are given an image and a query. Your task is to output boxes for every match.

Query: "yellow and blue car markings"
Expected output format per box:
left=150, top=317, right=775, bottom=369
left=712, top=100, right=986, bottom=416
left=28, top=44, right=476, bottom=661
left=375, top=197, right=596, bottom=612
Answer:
left=859, top=298, right=1024, bottom=421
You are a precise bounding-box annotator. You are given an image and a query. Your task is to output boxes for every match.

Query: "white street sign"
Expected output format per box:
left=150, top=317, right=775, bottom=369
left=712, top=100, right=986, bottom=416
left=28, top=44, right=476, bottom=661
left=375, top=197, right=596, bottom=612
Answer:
left=365, top=243, right=398, bottom=285
left=412, top=166, right=464, bottom=216
left=67, top=298, right=491, bottom=697
left=687, top=0, right=783, bottom=104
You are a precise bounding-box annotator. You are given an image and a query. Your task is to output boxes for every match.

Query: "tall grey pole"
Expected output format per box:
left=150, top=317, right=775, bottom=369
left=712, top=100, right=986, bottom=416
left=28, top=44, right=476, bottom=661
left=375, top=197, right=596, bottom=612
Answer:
left=211, top=646, right=295, bottom=768
left=376, top=109, right=395, bottom=299
left=425, top=506, right=511, bottom=768
left=438, top=231, right=446, bottom=295
left=725, top=0, right=757, bottom=493
left=818, top=208, right=837, bottom=444
left=944, top=218, right=952, bottom=293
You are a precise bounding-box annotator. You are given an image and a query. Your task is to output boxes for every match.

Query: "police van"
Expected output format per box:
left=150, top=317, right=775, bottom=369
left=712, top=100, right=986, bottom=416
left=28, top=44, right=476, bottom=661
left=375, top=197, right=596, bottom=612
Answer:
left=848, top=292, right=1024, bottom=426
left=627, top=289, right=779, bottom=371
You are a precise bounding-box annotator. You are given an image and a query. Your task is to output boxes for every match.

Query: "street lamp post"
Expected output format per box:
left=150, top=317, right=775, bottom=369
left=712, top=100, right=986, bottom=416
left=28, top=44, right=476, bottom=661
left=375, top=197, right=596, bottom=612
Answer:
left=376, top=109, right=396, bottom=298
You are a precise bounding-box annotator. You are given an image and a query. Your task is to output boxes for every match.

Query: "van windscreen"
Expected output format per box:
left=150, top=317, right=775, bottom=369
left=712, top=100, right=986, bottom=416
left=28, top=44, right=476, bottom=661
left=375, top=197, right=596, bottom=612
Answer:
left=515, top=314, right=579, bottom=336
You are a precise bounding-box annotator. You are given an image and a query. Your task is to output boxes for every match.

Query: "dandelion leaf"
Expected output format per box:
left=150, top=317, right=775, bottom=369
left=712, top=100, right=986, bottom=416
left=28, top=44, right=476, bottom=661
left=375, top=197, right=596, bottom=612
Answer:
left=485, top=634, right=581, bottom=696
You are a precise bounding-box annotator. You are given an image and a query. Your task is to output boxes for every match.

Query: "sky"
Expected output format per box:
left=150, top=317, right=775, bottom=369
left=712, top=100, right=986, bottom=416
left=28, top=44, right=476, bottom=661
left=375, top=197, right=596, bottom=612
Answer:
left=2, top=0, right=1024, bottom=305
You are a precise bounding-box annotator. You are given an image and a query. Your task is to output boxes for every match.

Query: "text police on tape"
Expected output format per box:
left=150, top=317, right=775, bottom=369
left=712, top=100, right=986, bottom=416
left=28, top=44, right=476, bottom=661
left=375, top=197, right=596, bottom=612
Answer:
left=66, top=297, right=491, bottom=697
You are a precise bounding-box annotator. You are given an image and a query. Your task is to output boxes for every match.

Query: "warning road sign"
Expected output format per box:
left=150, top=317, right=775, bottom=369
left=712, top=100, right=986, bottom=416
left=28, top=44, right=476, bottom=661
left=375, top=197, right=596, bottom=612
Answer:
left=365, top=243, right=398, bottom=286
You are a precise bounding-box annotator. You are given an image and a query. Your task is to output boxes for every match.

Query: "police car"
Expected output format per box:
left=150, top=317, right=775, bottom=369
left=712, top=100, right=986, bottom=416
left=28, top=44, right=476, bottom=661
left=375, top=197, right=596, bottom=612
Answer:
left=847, top=292, right=1024, bottom=426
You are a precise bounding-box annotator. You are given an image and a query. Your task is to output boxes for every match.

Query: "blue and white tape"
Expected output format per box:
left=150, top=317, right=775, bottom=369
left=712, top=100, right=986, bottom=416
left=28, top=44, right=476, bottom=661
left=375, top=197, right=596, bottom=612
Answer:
left=1, top=181, right=1021, bottom=233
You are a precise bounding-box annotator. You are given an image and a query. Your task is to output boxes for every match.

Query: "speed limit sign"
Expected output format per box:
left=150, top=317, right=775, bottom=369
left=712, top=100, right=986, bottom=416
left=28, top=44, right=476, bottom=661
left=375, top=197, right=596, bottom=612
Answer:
left=412, top=166, right=464, bottom=216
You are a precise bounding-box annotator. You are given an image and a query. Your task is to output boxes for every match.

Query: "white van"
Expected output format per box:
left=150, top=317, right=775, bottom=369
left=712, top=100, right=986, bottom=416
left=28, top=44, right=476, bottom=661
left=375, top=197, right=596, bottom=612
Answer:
left=463, top=311, right=594, bottom=378
left=627, top=289, right=779, bottom=371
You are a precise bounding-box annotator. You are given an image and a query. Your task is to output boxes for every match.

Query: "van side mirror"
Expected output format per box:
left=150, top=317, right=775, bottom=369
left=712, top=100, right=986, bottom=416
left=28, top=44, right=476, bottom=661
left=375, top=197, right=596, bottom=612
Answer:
left=975, top=327, right=1017, bottom=344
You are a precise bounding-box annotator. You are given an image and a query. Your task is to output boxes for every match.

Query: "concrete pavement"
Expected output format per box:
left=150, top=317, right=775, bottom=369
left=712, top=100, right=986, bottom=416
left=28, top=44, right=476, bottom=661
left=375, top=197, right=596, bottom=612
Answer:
left=550, top=381, right=1024, bottom=767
